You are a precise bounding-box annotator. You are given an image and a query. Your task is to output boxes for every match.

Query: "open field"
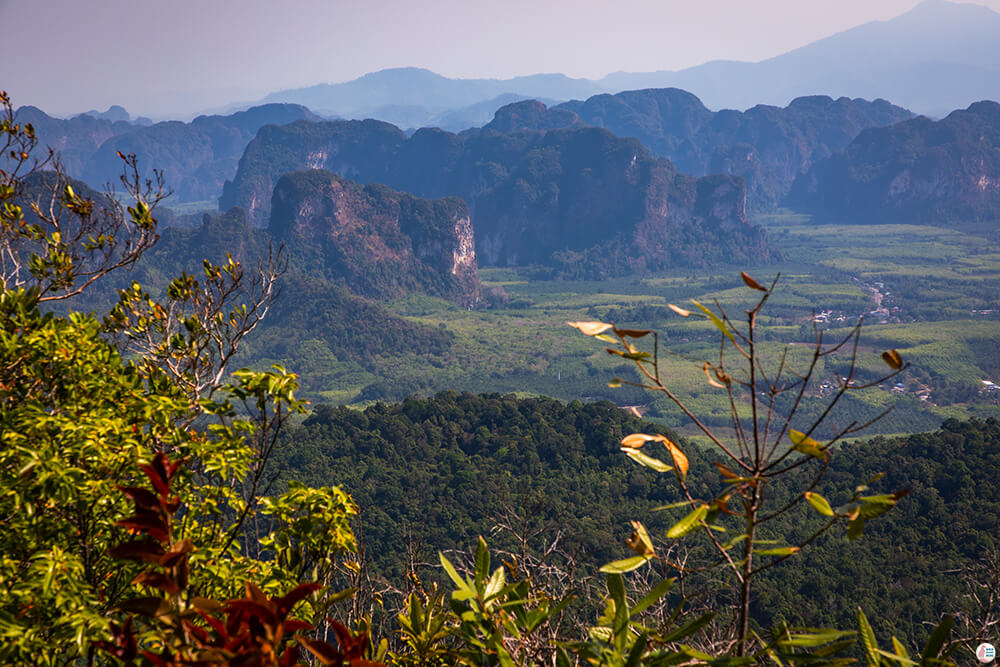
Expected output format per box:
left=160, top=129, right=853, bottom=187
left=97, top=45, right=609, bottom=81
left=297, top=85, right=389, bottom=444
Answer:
left=279, top=212, right=1000, bottom=440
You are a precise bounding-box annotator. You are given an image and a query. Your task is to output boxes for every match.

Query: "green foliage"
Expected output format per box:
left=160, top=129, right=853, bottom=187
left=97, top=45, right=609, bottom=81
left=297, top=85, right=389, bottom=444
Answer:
left=274, top=391, right=707, bottom=582
left=0, top=95, right=361, bottom=665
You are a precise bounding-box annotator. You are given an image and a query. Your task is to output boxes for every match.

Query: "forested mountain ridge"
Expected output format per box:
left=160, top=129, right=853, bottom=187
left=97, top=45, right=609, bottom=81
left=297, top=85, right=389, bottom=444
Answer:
left=14, top=105, right=135, bottom=176
left=483, top=90, right=914, bottom=211
left=277, top=390, right=1000, bottom=645
left=221, top=119, right=773, bottom=275
left=789, top=100, right=1000, bottom=224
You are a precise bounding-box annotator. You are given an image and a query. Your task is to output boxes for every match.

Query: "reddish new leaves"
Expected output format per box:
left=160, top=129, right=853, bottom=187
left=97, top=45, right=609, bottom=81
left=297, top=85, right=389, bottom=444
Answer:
left=96, top=453, right=382, bottom=667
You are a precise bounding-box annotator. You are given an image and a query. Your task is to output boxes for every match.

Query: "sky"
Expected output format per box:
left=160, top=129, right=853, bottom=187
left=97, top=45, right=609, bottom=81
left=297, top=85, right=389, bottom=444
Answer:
left=3, top=0, right=1000, bottom=119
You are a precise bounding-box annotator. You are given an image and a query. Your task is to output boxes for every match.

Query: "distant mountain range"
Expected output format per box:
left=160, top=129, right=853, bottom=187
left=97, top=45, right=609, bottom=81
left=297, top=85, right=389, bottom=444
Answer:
left=220, top=119, right=772, bottom=275
left=483, top=91, right=913, bottom=211
left=255, top=1, right=1000, bottom=122
left=17, top=103, right=321, bottom=202
left=789, top=100, right=1000, bottom=223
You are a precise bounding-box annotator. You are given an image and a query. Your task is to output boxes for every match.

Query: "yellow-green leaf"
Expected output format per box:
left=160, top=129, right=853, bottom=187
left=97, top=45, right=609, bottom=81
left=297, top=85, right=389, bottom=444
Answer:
left=566, top=321, right=612, bottom=336
left=626, top=520, right=655, bottom=556
left=691, top=300, right=735, bottom=342
left=667, top=504, right=708, bottom=538
left=623, top=448, right=672, bottom=472
left=804, top=492, right=835, bottom=517
left=756, top=546, right=800, bottom=556
left=599, top=555, right=652, bottom=573
left=788, top=429, right=828, bottom=460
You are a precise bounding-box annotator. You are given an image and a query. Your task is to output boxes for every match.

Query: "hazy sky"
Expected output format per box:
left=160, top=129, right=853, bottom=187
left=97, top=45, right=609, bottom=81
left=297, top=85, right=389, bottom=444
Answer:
left=3, top=0, right=1000, bottom=118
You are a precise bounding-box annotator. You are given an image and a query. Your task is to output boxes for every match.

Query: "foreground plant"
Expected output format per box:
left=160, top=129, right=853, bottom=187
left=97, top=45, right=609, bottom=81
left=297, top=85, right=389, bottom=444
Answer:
left=569, top=272, right=916, bottom=657
left=0, top=91, right=361, bottom=666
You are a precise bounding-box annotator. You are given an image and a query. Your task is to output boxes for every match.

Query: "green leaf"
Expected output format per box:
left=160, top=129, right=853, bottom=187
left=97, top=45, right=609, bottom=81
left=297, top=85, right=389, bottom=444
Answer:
left=623, top=448, right=673, bottom=472
left=625, top=634, right=648, bottom=667
left=661, top=612, right=716, bottom=643
left=805, top=492, right=835, bottom=517
left=789, top=429, right=828, bottom=460
left=691, top=300, right=734, bottom=342
left=475, top=535, right=490, bottom=584
left=755, top=546, right=800, bottom=557
left=891, top=636, right=911, bottom=662
left=652, top=500, right=698, bottom=512
left=920, top=615, right=953, bottom=662
left=599, top=555, right=652, bottom=574
left=440, top=553, right=468, bottom=591
left=874, top=648, right=917, bottom=666
left=779, top=629, right=855, bottom=648
left=848, top=518, right=866, bottom=541
left=667, top=504, right=708, bottom=538
left=631, top=578, right=674, bottom=617
left=857, top=607, right=880, bottom=667
left=858, top=495, right=898, bottom=520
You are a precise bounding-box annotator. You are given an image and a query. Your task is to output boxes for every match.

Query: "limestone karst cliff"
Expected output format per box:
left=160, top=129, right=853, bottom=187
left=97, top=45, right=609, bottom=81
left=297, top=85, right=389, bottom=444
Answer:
left=270, top=169, right=480, bottom=304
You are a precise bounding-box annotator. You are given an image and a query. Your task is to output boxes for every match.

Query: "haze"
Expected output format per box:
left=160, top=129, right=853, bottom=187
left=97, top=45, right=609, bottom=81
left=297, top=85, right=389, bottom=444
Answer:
left=3, top=0, right=1000, bottom=119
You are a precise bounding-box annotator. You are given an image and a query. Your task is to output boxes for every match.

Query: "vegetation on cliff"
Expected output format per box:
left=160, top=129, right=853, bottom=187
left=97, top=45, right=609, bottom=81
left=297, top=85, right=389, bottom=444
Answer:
left=789, top=101, right=1000, bottom=224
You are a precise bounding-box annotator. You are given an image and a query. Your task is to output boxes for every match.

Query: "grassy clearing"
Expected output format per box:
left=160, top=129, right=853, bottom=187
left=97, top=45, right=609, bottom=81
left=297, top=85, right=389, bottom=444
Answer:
left=294, top=210, right=1000, bottom=438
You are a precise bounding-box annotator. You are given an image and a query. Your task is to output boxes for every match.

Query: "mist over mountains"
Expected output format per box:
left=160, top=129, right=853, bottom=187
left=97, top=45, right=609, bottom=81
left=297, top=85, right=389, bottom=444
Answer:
left=252, top=0, right=1000, bottom=124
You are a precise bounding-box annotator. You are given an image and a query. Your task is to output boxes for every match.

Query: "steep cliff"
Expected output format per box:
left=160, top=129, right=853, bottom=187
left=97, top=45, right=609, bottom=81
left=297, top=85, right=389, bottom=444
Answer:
left=482, top=90, right=914, bottom=211
left=270, top=170, right=480, bottom=303
left=222, top=120, right=771, bottom=275
left=788, top=101, right=1000, bottom=224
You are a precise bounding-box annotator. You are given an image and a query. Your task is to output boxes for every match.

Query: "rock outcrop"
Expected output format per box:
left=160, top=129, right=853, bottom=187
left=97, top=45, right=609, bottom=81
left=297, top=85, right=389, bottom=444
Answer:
left=788, top=101, right=1000, bottom=224
left=270, top=170, right=480, bottom=304
left=222, top=120, right=772, bottom=276
left=481, top=89, right=914, bottom=211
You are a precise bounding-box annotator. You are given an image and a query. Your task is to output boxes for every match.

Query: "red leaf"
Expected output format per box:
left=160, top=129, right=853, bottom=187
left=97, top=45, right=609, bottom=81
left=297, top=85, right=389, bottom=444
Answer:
left=116, top=485, right=160, bottom=510
left=158, top=539, right=193, bottom=568
left=197, top=609, right=229, bottom=638
left=298, top=637, right=344, bottom=666
left=118, top=597, right=171, bottom=618
left=280, top=644, right=303, bottom=667
left=226, top=599, right=276, bottom=627
left=116, top=508, right=169, bottom=542
left=181, top=618, right=211, bottom=645
left=284, top=619, right=313, bottom=633
left=277, top=582, right=322, bottom=615
left=109, top=539, right=165, bottom=564
left=132, top=571, right=180, bottom=596
left=245, top=581, right=269, bottom=603
left=140, top=458, right=171, bottom=498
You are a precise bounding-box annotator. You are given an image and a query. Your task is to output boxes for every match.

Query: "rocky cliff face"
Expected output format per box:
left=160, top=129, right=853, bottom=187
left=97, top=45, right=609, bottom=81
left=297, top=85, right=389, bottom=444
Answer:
left=788, top=101, right=1000, bottom=224
left=270, top=170, right=480, bottom=304
left=481, top=89, right=914, bottom=212
left=223, top=120, right=771, bottom=275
